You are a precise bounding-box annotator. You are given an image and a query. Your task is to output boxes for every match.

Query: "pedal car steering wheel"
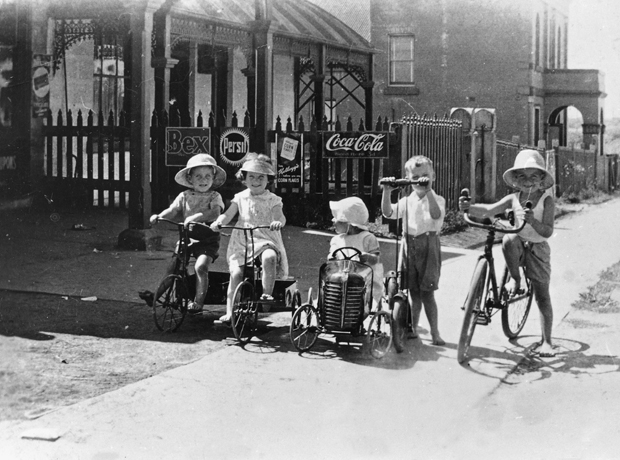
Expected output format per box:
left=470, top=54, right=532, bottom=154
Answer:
left=331, top=246, right=363, bottom=261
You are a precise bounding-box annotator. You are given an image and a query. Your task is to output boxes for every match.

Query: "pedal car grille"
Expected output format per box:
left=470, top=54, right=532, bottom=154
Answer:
left=322, top=278, right=365, bottom=330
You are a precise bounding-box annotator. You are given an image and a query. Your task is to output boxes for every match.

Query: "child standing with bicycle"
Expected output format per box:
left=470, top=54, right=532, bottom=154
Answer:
left=211, top=153, right=288, bottom=323
left=150, top=153, right=226, bottom=313
left=328, top=196, right=384, bottom=314
left=381, top=155, right=446, bottom=346
left=458, top=149, right=556, bottom=357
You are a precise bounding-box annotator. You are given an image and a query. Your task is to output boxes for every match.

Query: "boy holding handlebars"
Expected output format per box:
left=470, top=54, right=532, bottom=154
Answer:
left=459, top=149, right=556, bottom=357
left=381, top=155, right=446, bottom=346
left=150, top=154, right=226, bottom=313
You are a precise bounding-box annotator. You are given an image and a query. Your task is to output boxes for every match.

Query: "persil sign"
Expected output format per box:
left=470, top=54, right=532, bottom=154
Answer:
left=322, top=132, right=388, bottom=158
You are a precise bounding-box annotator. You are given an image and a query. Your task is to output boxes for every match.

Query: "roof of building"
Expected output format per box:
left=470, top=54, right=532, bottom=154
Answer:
left=171, top=0, right=373, bottom=52
left=306, top=0, right=371, bottom=42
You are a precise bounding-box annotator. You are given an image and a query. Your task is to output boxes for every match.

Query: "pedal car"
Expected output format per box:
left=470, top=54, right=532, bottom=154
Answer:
left=289, top=247, right=394, bottom=358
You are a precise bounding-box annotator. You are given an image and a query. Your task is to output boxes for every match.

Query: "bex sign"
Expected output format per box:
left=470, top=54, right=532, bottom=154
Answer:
left=166, top=127, right=211, bottom=166
left=322, top=132, right=388, bottom=159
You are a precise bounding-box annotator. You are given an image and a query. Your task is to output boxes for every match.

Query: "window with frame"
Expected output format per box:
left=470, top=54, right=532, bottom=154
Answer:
left=93, top=40, right=124, bottom=117
left=389, top=34, right=415, bottom=85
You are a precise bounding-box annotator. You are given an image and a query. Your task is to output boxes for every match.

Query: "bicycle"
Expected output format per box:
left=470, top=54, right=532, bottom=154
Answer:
left=151, top=218, right=226, bottom=332
left=220, top=225, right=300, bottom=344
left=457, top=189, right=534, bottom=363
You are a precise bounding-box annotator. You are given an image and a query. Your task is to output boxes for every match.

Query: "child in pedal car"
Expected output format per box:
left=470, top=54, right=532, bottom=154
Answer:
left=328, top=196, right=384, bottom=316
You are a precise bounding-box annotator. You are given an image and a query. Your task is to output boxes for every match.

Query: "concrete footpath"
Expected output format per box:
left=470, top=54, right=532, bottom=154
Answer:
left=1, top=198, right=619, bottom=459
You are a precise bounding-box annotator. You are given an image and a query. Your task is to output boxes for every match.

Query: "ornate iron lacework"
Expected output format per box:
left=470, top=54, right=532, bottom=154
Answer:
left=273, top=36, right=319, bottom=60
left=53, top=18, right=129, bottom=72
left=170, top=18, right=250, bottom=51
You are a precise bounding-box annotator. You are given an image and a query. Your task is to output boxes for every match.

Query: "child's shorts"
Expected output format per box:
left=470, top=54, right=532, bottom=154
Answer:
left=503, top=234, right=551, bottom=285
left=399, top=231, right=441, bottom=292
left=182, top=226, right=220, bottom=262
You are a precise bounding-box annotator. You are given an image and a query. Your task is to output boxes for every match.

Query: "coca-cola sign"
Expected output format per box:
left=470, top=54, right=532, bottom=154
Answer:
left=322, top=132, right=388, bottom=158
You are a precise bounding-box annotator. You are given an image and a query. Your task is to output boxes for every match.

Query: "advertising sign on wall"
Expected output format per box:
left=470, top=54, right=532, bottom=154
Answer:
left=322, top=132, right=389, bottom=159
left=218, top=128, right=250, bottom=167
left=275, top=133, right=303, bottom=188
left=32, top=54, right=51, bottom=118
left=165, top=127, right=211, bottom=166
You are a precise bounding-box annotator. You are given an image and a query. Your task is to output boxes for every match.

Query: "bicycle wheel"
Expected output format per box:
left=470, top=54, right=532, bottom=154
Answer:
left=457, top=259, right=489, bottom=363
left=153, top=275, right=188, bottom=332
left=501, top=267, right=534, bottom=339
left=366, top=310, right=393, bottom=359
left=290, top=303, right=320, bottom=352
left=231, top=281, right=256, bottom=343
left=391, top=297, right=407, bottom=353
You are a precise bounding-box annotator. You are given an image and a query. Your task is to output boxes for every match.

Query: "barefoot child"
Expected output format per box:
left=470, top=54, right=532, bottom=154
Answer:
left=211, top=153, right=288, bottom=323
left=459, top=149, right=556, bottom=357
left=381, top=155, right=445, bottom=345
left=150, top=154, right=226, bottom=313
left=328, top=197, right=384, bottom=314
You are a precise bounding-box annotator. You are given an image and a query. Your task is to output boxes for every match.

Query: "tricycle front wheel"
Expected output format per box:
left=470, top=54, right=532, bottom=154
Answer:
left=290, top=304, right=320, bottom=352
left=366, top=310, right=393, bottom=359
left=153, top=275, right=188, bottom=332
left=231, top=281, right=257, bottom=344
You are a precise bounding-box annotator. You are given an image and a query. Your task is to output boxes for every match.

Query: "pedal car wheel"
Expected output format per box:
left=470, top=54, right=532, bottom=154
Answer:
left=366, top=310, right=393, bottom=359
left=231, top=281, right=256, bottom=343
left=500, top=267, right=533, bottom=339
left=153, top=275, right=188, bottom=332
left=290, top=303, right=319, bottom=352
left=391, top=298, right=407, bottom=353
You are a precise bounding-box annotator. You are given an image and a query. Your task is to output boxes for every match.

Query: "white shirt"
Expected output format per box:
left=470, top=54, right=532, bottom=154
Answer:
left=389, top=190, right=445, bottom=236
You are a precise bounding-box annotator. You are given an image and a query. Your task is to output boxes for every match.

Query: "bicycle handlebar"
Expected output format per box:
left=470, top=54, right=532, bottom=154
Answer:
left=155, top=218, right=211, bottom=228
left=379, top=177, right=430, bottom=187
left=218, top=225, right=273, bottom=231
left=460, top=188, right=531, bottom=234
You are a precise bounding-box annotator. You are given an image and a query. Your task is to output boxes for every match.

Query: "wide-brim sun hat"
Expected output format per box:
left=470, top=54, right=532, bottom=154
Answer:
left=329, top=197, right=369, bottom=230
left=240, top=153, right=275, bottom=176
left=503, top=149, right=555, bottom=190
left=175, top=153, right=227, bottom=189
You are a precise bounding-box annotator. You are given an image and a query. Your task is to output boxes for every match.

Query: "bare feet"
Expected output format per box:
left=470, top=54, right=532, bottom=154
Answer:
left=534, top=340, right=556, bottom=358
left=431, top=335, right=445, bottom=346
left=505, top=277, right=521, bottom=297
left=408, top=327, right=419, bottom=339
left=216, top=314, right=231, bottom=325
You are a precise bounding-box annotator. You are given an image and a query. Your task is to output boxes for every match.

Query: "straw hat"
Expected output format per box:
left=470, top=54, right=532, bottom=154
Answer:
left=503, top=149, right=554, bottom=190
left=329, top=197, right=369, bottom=230
left=240, top=153, right=275, bottom=177
left=174, top=154, right=227, bottom=189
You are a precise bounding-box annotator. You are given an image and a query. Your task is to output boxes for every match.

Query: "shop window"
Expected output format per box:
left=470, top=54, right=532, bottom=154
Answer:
left=93, top=42, right=124, bottom=117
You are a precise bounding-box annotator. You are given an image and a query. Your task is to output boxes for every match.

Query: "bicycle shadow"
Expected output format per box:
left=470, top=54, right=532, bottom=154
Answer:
left=459, top=335, right=620, bottom=383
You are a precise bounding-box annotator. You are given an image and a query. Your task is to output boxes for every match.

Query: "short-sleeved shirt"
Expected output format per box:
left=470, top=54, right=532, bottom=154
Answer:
left=168, top=190, right=224, bottom=222
left=388, top=190, right=445, bottom=236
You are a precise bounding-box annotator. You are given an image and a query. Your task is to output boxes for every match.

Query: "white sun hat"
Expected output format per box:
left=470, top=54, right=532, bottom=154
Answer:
left=503, top=149, right=554, bottom=190
left=174, top=154, right=227, bottom=189
left=329, top=196, right=369, bottom=230
left=240, top=152, right=275, bottom=176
